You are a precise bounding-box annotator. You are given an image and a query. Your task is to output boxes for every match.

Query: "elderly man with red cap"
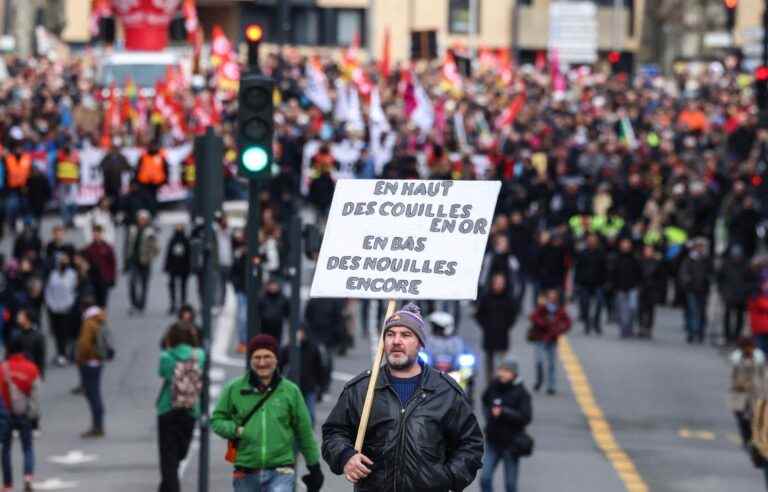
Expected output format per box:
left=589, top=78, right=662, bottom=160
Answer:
left=212, top=334, right=324, bottom=492
left=322, top=303, right=484, bottom=492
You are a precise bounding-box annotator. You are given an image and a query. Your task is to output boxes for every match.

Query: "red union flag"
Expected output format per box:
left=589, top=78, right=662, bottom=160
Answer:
left=112, top=0, right=181, bottom=51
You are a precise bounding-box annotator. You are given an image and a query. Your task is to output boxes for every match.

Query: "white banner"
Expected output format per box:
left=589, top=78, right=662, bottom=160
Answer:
left=76, top=143, right=192, bottom=205
left=310, top=179, right=500, bottom=300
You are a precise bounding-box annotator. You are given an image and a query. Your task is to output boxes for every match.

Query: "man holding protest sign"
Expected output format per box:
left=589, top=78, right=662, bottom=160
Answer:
left=322, top=303, right=484, bottom=491
left=312, top=179, right=499, bottom=491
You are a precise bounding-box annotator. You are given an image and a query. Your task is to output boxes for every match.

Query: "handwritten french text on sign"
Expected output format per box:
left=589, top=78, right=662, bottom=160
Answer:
left=310, top=180, right=500, bottom=300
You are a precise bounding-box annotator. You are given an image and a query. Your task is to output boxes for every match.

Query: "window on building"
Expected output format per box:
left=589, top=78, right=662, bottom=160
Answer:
left=293, top=7, right=320, bottom=45
left=594, top=0, right=631, bottom=6
left=337, top=10, right=363, bottom=46
left=448, top=0, right=480, bottom=34
left=285, top=7, right=365, bottom=47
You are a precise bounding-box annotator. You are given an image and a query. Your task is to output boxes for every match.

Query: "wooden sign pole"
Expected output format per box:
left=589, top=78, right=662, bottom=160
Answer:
left=354, top=298, right=397, bottom=451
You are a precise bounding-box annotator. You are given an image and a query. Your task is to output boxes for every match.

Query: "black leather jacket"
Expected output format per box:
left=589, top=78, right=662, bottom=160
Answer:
left=322, top=364, right=484, bottom=492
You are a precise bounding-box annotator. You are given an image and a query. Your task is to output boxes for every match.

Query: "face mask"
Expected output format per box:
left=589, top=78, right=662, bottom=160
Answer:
left=546, top=303, right=557, bottom=313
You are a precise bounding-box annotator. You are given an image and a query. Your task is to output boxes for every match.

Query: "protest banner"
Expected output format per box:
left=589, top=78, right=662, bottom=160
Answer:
left=309, top=179, right=499, bottom=451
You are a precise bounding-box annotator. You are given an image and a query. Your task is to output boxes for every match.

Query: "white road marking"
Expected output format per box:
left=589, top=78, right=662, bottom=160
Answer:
left=48, top=450, right=98, bottom=466
left=210, top=367, right=227, bottom=382
left=32, top=478, right=79, bottom=490
left=178, top=440, right=200, bottom=478
left=210, top=383, right=222, bottom=399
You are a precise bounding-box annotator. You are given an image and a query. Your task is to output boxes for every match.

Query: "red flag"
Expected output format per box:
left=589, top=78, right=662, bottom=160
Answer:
left=211, top=25, right=239, bottom=93
left=402, top=71, right=417, bottom=117
left=379, top=27, right=391, bottom=79
left=494, top=92, right=526, bottom=129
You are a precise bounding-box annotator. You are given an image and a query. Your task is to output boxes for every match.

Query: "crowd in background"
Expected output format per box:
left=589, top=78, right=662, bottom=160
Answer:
left=1, top=47, right=768, bottom=490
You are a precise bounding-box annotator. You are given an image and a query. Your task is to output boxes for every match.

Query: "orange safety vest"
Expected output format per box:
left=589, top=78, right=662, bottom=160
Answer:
left=56, top=151, right=80, bottom=184
left=5, top=153, right=31, bottom=189
left=137, top=152, right=167, bottom=186
left=182, top=156, right=195, bottom=188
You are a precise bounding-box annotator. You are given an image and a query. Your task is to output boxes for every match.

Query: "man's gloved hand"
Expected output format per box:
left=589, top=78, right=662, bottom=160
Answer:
left=301, top=463, right=324, bottom=492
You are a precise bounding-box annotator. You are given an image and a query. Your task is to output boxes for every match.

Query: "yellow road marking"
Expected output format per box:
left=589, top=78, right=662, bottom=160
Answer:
left=559, top=337, right=650, bottom=492
left=678, top=428, right=717, bottom=441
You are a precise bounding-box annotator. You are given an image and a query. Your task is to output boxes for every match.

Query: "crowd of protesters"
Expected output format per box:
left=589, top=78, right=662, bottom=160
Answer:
left=1, top=46, right=768, bottom=490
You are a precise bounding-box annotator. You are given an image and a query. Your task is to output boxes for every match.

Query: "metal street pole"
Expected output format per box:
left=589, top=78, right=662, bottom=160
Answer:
left=246, top=180, right=263, bottom=343
left=511, top=0, right=521, bottom=65
left=288, top=195, right=302, bottom=384
left=195, top=127, right=223, bottom=492
left=763, top=0, right=768, bottom=69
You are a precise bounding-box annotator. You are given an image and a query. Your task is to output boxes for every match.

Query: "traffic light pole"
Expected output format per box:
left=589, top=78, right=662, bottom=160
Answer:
left=194, top=128, right=223, bottom=492
left=247, top=179, right=263, bottom=343
left=763, top=0, right=768, bottom=68
left=288, top=195, right=302, bottom=384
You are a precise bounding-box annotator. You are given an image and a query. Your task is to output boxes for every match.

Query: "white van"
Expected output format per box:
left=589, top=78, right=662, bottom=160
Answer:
left=97, top=50, right=191, bottom=92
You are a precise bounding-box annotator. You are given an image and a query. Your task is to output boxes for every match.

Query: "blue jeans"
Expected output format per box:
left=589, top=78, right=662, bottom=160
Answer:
left=756, top=335, right=768, bottom=357
left=233, top=469, right=295, bottom=492
left=236, top=291, right=248, bottom=345
left=2, top=415, right=34, bottom=486
left=304, top=391, right=317, bottom=426
left=481, top=442, right=519, bottom=492
left=534, top=342, right=557, bottom=391
left=616, top=289, right=638, bottom=337
left=685, top=292, right=707, bottom=339
left=80, top=365, right=104, bottom=430
left=58, top=183, right=78, bottom=226
left=5, top=190, right=28, bottom=232
left=578, top=286, right=604, bottom=334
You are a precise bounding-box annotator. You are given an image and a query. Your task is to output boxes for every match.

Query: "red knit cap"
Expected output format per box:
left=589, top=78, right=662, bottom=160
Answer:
left=247, top=334, right=279, bottom=359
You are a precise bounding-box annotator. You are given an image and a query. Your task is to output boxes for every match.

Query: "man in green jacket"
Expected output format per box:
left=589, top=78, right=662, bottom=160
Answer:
left=212, top=334, right=324, bottom=492
left=157, top=321, right=205, bottom=492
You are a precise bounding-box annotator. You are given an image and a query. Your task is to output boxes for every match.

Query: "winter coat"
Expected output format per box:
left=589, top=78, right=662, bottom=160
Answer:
left=99, top=150, right=131, bottom=197
left=678, top=254, right=712, bottom=295
left=322, top=365, right=484, bottom=492
left=6, top=327, right=46, bottom=378
left=750, top=295, right=768, bottom=336
left=44, top=268, right=77, bottom=314
left=279, top=340, right=330, bottom=395
left=304, top=298, right=345, bottom=347
left=611, top=252, right=642, bottom=292
left=211, top=374, right=319, bottom=470
left=574, top=248, right=606, bottom=288
left=478, top=252, right=521, bottom=298
left=0, top=354, right=40, bottom=419
left=164, top=231, right=191, bottom=276
left=718, top=257, right=752, bottom=306
left=75, top=308, right=107, bottom=365
left=84, top=240, right=117, bottom=286
left=482, top=377, right=532, bottom=452
left=157, top=344, right=205, bottom=417
left=258, top=292, right=290, bottom=341
left=126, top=225, right=159, bottom=268
left=528, top=306, right=571, bottom=343
left=533, top=243, right=569, bottom=290
left=639, top=256, right=665, bottom=303
left=230, top=250, right=246, bottom=293
left=475, top=292, right=517, bottom=351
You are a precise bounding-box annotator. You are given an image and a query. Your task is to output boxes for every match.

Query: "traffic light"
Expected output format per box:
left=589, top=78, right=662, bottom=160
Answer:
left=723, top=0, right=737, bottom=31
left=245, top=24, right=264, bottom=71
left=756, top=66, right=768, bottom=111
left=608, top=51, right=621, bottom=65
left=237, top=73, right=274, bottom=179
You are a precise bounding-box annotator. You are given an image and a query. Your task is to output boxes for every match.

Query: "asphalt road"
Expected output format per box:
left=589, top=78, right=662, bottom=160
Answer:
left=14, top=209, right=766, bottom=491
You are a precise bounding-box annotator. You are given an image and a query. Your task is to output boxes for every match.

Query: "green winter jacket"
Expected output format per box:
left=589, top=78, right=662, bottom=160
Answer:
left=157, top=344, right=206, bottom=417
left=211, top=374, right=319, bottom=470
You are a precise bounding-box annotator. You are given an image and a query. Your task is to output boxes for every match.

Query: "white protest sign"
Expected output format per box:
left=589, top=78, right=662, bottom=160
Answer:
left=310, top=179, right=500, bottom=300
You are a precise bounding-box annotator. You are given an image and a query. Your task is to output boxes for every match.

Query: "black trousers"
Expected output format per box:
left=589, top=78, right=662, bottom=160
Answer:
left=168, top=275, right=188, bottom=310
left=130, top=265, right=151, bottom=311
left=724, top=303, right=746, bottom=343
left=48, top=309, right=71, bottom=358
left=158, top=410, right=196, bottom=492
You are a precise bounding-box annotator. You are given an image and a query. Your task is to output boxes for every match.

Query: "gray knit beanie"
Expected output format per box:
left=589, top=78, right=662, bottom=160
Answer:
left=384, top=303, right=427, bottom=347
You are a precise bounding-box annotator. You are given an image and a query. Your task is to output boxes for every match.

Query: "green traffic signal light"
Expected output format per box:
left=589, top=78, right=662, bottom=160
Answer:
left=242, top=146, right=270, bottom=172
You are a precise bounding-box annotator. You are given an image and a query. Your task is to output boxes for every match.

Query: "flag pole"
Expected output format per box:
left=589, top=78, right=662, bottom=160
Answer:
left=355, top=298, right=397, bottom=451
